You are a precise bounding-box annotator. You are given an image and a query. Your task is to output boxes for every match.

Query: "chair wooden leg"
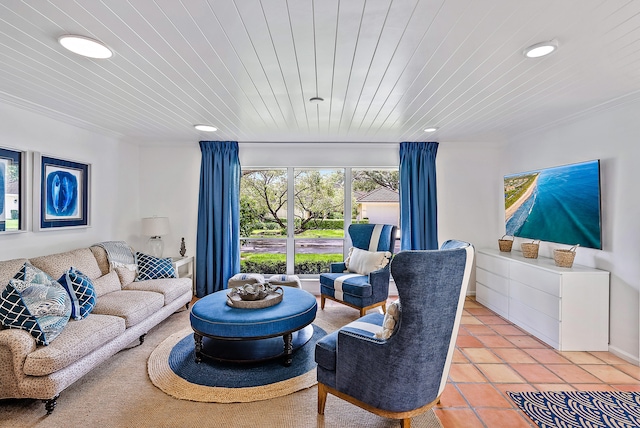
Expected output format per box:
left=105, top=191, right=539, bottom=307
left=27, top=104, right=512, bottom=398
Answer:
left=320, top=295, right=326, bottom=310
left=360, top=308, right=366, bottom=317
left=381, top=303, right=387, bottom=314
left=318, top=382, right=328, bottom=415
left=400, top=418, right=411, bottom=428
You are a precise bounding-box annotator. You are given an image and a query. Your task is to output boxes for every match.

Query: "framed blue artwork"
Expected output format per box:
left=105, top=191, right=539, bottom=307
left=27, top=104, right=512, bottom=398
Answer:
left=34, top=153, right=91, bottom=230
left=0, top=147, right=25, bottom=233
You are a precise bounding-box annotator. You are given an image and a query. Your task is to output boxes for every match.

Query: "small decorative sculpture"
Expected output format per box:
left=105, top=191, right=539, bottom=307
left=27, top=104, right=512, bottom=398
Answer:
left=233, top=283, right=269, bottom=301
left=179, top=237, right=186, bottom=257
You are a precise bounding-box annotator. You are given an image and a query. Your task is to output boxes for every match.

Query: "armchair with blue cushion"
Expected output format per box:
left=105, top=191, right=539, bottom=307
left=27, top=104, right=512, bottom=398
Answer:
left=319, top=223, right=398, bottom=317
left=315, top=240, right=474, bottom=428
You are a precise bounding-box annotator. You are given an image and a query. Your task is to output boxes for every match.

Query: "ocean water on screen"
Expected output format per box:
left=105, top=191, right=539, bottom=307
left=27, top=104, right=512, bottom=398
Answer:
left=506, top=161, right=601, bottom=249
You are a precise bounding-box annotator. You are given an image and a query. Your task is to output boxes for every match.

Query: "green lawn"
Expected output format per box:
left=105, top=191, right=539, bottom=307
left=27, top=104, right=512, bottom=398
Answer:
left=3, top=219, right=19, bottom=230
left=295, top=229, right=344, bottom=239
left=248, top=229, right=344, bottom=239
left=241, top=230, right=345, bottom=273
left=241, top=252, right=342, bottom=263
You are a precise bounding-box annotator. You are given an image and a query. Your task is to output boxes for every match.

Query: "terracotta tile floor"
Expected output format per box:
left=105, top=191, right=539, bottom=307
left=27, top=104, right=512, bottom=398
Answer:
left=434, top=297, right=640, bottom=427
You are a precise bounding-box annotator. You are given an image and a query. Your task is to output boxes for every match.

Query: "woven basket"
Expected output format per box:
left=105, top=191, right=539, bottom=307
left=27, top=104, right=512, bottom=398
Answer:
left=498, top=235, right=513, bottom=252
left=554, top=245, right=579, bottom=267
left=521, top=240, right=540, bottom=259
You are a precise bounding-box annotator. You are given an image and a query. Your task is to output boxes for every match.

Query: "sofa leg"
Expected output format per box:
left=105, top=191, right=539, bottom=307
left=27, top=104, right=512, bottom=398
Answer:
left=139, top=334, right=146, bottom=345
left=185, top=302, right=190, bottom=310
left=318, top=383, right=328, bottom=415
left=44, top=395, right=59, bottom=415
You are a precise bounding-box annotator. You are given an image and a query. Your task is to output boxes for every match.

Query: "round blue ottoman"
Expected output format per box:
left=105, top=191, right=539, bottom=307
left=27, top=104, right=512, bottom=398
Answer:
left=190, top=287, right=317, bottom=366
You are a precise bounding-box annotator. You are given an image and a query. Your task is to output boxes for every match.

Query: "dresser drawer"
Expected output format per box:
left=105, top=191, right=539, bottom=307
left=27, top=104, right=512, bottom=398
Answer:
left=510, top=280, right=560, bottom=320
left=510, top=262, right=560, bottom=297
left=476, top=283, right=508, bottom=319
left=477, top=268, right=509, bottom=296
left=509, top=298, right=559, bottom=348
left=477, top=252, right=509, bottom=277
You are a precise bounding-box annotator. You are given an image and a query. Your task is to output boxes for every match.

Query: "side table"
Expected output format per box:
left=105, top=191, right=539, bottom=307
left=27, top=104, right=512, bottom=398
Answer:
left=172, top=256, right=194, bottom=294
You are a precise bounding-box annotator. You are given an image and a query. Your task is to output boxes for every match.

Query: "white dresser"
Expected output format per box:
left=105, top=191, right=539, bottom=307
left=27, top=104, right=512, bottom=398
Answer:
left=476, top=248, right=609, bottom=351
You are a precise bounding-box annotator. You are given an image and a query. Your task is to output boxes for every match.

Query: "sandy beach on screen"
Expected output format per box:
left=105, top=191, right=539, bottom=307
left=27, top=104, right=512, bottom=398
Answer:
left=505, top=174, right=539, bottom=221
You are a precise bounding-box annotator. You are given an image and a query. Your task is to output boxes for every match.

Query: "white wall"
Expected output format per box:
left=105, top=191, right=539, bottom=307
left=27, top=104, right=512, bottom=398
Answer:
left=137, top=144, right=201, bottom=257
left=361, top=203, right=399, bottom=226
left=503, top=101, right=640, bottom=364
left=437, top=142, right=505, bottom=253
left=0, top=102, right=139, bottom=261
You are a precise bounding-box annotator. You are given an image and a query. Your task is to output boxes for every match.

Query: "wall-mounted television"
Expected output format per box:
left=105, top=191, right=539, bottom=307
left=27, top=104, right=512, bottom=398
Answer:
left=504, top=159, right=602, bottom=250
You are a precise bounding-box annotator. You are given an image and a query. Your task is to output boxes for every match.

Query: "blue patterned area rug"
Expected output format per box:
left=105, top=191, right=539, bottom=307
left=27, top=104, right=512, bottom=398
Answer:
left=148, top=325, right=326, bottom=403
left=508, top=391, right=640, bottom=428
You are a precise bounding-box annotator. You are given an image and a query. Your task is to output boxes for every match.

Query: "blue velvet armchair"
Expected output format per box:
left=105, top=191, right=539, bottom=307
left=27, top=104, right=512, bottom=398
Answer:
left=315, top=240, right=474, bottom=428
left=319, top=224, right=398, bottom=317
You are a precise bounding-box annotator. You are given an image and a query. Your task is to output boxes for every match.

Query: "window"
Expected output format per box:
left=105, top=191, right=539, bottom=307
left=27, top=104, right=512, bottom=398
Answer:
left=0, top=147, right=24, bottom=233
left=240, top=169, right=288, bottom=274
left=240, top=167, right=399, bottom=276
left=293, top=169, right=345, bottom=274
left=352, top=168, right=401, bottom=254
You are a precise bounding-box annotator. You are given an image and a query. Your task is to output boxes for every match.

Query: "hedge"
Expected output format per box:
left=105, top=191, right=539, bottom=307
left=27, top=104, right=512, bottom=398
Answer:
left=240, top=259, right=335, bottom=275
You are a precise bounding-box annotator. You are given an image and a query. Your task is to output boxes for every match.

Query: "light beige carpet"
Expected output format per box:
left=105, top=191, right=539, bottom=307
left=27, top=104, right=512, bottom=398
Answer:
left=0, top=303, right=443, bottom=428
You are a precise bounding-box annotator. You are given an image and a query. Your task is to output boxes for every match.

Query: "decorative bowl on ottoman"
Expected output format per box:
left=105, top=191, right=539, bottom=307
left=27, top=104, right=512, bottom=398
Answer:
left=227, top=283, right=283, bottom=309
left=234, top=283, right=269, bottom=300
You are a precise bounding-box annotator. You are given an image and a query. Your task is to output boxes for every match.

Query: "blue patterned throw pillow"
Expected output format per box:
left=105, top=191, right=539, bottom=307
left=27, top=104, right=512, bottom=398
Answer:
left=0, top=263, right=72, bottom=345
left=58, top=267, right=97, bottom=320
left=135, top=252, right=176, bottom=281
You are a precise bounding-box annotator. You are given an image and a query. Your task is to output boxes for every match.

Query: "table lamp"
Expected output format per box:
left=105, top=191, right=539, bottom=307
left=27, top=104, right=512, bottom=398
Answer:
left=141, top=216, right=170, bottom=257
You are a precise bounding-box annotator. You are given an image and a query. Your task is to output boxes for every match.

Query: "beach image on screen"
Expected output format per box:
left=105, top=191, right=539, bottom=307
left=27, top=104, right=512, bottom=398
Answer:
left=504, top=160, right=602, bottom=249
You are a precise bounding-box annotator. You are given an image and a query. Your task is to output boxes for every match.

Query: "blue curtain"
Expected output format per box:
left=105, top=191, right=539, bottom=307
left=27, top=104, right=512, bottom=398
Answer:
left=196, top=141, right=240, bottom=296
left=399, top=142, right=439, bottom=250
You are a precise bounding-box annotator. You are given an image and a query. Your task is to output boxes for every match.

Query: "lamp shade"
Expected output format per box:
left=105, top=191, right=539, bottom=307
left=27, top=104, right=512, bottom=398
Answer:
left=141, top=217, right=170, bottom=237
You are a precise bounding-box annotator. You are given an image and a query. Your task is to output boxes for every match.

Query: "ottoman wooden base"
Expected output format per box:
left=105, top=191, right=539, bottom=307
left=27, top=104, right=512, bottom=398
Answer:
left=194, top=324, right=313, bottom=365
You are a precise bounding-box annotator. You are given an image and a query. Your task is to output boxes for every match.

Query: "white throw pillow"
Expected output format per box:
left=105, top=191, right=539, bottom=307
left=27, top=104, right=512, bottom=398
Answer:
left=375, top=300, right=401, bottom=339
left=345, top=247, right=392, bottom=275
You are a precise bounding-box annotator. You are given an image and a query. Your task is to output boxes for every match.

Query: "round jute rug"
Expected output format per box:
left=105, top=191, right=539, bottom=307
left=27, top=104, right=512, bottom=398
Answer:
left=148, top=325, right=326, bottom=403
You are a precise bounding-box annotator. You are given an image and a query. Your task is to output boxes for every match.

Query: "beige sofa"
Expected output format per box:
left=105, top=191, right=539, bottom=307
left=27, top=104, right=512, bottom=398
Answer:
left=0, top=245, right=192, bottom=414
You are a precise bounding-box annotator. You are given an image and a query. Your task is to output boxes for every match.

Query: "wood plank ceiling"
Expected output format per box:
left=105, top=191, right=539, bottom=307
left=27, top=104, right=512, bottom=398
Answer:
left=0, top=0, right=639, bottom=144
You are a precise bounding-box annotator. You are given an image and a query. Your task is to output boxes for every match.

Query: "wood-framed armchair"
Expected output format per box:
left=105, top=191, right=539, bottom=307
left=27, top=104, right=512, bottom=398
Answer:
left=315, top=240, right=474, bottom=427
left=319, top=223, right=398, bottom=317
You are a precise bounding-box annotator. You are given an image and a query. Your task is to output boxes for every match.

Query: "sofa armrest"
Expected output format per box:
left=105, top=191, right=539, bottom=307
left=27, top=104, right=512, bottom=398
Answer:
left=0, top=328, right=36, bottom=398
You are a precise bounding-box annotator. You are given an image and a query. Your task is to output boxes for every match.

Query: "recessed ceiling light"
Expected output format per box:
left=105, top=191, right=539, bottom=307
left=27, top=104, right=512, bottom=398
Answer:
left=309, top=97, right=324, bottom=104
left=58, top=35, right=113, bottom=59
left=523, top=40, right=558, bottom=58
left=194, top=124, right=218, bottom=132
left=424, top=127, right=439, bottom=133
